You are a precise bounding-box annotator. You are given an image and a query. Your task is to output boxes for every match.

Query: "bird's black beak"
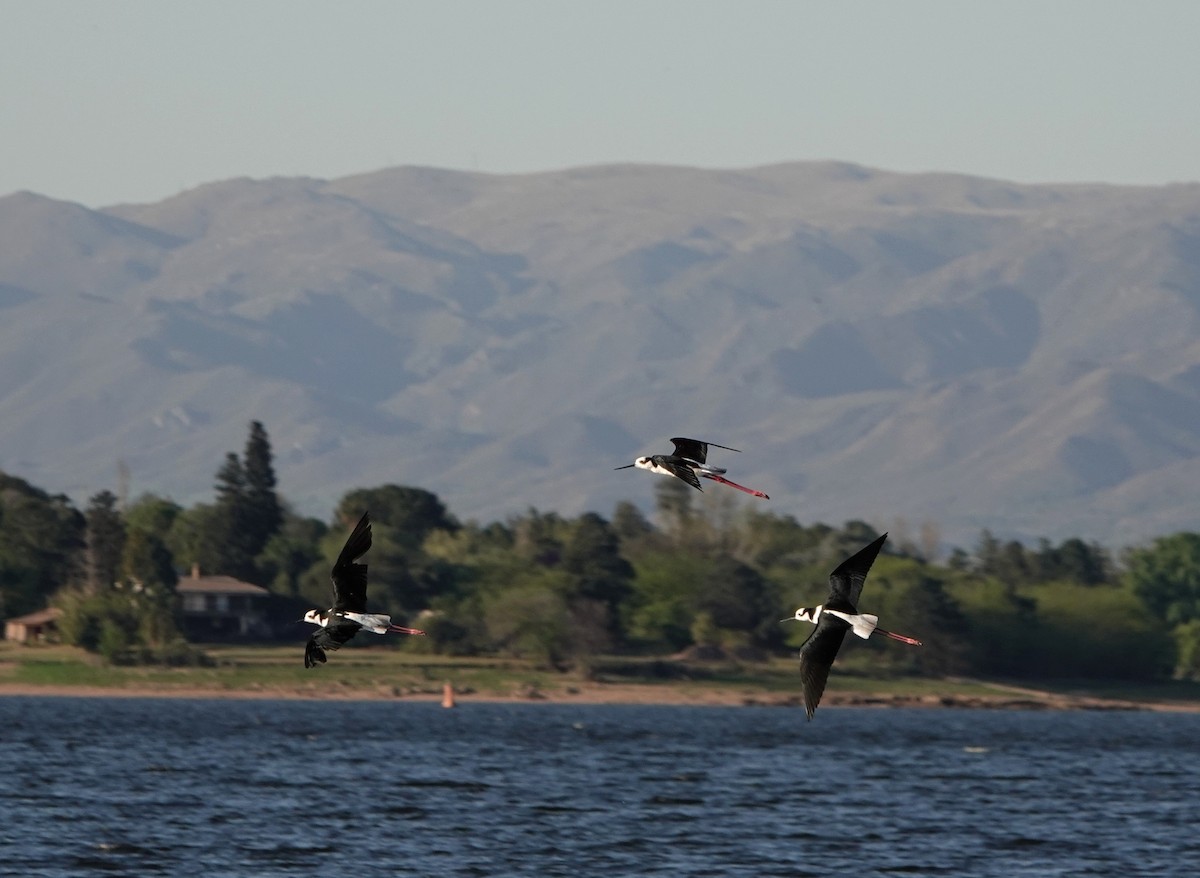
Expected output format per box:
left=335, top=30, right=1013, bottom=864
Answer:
left=614, top=464, right=635, bottom=470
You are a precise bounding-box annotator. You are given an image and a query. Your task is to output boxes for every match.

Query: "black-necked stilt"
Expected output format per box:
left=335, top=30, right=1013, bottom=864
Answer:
left=782, top=533, right=922, bottom=719
left=302, top=511, right=425, bottom=668
left=614, top=437, right=770, bottom=498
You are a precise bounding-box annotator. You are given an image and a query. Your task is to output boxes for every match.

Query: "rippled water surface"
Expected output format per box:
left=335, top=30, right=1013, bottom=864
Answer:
left=2, top=697, right=1198, bottom=877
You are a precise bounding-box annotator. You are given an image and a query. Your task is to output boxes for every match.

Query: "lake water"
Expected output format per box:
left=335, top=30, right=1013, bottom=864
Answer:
left=1, top=697, right=1197, bottom=877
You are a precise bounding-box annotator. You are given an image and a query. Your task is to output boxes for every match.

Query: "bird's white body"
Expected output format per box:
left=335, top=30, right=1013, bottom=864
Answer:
left=789, top=604, right=880, bottom=640
left=303, top=609, right=396, bottom=635
left=827, top=609, right=879, bottom=640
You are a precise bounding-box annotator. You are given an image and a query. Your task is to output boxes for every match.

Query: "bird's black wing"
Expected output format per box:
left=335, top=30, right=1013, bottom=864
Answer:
left=304, top=619, right=361, bottom=668
left=330, top=511, right=371, bottom=613
left=796, top=615, right=851, bottom=720
left=658, top=456, right=704, bottom=491
left=827, top=532, right=888, bottom=609
left=669, top=437, right=741, bottom=465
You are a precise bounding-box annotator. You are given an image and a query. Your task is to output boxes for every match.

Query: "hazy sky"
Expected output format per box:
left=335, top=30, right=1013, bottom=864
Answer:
left=3, top=0, right=1198, bottom=208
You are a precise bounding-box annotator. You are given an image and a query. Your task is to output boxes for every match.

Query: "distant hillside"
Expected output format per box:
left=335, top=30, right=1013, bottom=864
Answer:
left=2, top=162, right=1199, bottom=549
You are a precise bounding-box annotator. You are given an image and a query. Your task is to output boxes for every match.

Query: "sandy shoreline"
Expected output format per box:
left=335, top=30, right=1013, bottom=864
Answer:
left=2, top=681, right=1196, bottom=712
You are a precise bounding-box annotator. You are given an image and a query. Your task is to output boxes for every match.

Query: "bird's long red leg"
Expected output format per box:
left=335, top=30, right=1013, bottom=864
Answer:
left=877, top=628, right=922, bottom=646
left=701, top=473, right=770, bottom=499
left=387, top=624, right=427, bottom=635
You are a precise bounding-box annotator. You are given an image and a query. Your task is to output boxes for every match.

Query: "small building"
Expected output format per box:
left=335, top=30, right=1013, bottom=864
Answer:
left=4, top=607, right=63, bottom=644
left=176, top=566, right=271, bottom=640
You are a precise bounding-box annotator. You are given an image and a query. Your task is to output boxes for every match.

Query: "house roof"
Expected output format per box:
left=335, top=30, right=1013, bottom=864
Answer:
left=6, top=607, right=63, bottom=626
left=176, top=575, right=270, bottom=596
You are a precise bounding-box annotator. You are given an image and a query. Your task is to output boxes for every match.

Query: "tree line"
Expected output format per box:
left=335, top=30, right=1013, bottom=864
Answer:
left=2, top=421, right=1199, bottom=680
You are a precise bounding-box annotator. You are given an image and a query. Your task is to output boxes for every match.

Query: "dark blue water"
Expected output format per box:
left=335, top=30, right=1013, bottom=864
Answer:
left=1, top=698, right=1197, bottom=877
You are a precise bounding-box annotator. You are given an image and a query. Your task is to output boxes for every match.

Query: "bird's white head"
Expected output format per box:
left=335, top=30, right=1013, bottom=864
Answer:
left=301, top=609, right=322, bottom=626
left=781, top=605, right=822, bottom=625
left=614, top=456, right=655, bottom=473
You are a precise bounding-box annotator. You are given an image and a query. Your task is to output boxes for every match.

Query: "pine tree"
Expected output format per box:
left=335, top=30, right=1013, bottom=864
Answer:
left=212, top=451, right=256, bottom=581
left=84, top=490, right=126, bottom=592
left=214, top=452, right=246, bottom=506
left=243, top=421, right=283, bottom=557
left=203, top=423, right=284, bottom=584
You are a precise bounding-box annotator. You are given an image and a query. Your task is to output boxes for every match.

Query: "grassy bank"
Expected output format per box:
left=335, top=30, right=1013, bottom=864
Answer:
left=2, top=641, right=1199, bottom=709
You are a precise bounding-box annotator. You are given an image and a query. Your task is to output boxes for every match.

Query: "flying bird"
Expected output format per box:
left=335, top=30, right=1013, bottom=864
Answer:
left=614, top=437, right=769, bottom=498
left=302, top=511, right=425, bottom=668
left=782, top=533, right=922, bottom=719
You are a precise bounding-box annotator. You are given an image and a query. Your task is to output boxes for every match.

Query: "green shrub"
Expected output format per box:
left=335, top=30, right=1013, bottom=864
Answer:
left=1172, top=620, right=1200, bottom=680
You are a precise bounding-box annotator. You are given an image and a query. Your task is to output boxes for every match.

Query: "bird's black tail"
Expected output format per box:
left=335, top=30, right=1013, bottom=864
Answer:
left=304, top=639, right=327, bottom=669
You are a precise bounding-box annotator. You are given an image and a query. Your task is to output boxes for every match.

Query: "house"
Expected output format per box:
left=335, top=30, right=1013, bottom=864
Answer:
left=4, top=607, right=63, bottom=644
left=176, top=565, right=271, bottom=640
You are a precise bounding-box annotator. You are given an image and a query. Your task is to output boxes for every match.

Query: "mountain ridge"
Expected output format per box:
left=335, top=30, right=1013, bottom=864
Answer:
left=2, top=162, right=1198, bottom=549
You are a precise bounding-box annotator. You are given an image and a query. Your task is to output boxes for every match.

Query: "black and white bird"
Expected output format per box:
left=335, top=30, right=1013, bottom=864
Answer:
left=302, top=511, right=425, bottom=668
left=614, top=437, right=770, bottom=499
left=782, top=533, right=922, bottom=719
